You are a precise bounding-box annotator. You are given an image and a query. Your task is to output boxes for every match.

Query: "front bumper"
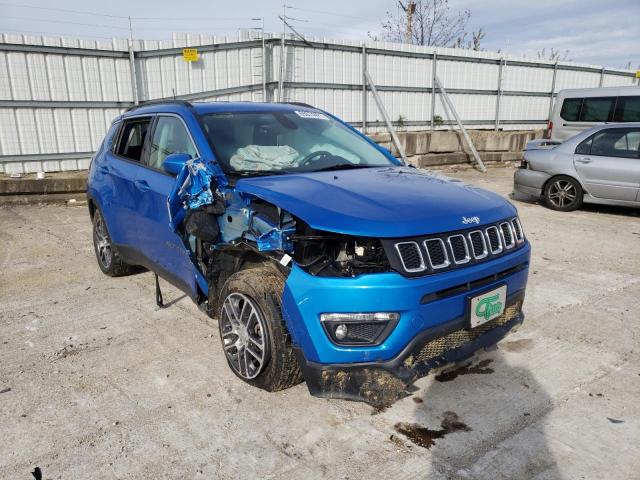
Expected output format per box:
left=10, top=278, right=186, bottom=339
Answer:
left=282, top=242, right=531, bottom=405
left=514, top=168, right=550, bottom=198
left=294, top=292, right=524, bottom=407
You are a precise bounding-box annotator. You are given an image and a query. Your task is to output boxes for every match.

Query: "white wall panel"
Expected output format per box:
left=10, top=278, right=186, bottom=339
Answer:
left=0, top=33, right=635, bottom=172
left=0, top=52, right=11, bottom=99
left=0, top=109, right=20, bottom=154
left=35, top=109, right=57, bottom=152
left=15, top=109, right=39, bottom=153
left=502, top=65, right=553, bottom=93
left=27, top=53, right=49, bottom=100
left=7, top=52, right=31, bottom=100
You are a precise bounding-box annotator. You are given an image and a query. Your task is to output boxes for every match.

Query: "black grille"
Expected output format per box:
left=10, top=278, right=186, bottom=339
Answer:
left=449, top=235, right=468, bottom=263
left=468, top=231, right=486, bottom=258
left=511, top=219, right=523, bottom=242
left=486, top=227, right=501, bottom=252
left=385, top=217, right=525, bottom=277
left=396, top=242, right=423, bottom=271
left=500, top=223, right=514, bottom=247
left=345, top=323, right=386, bottom=343
left=425, top=239, right=447, bottom=267
left=415, top=300, right=523, bottom=363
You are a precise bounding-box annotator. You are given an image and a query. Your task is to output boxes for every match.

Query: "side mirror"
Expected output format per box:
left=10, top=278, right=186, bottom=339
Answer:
left=163, top=153, right=192, bottom=176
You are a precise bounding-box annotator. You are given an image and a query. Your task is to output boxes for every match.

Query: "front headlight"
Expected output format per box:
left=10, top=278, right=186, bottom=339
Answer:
left=320, top=312, right=400, bottom=346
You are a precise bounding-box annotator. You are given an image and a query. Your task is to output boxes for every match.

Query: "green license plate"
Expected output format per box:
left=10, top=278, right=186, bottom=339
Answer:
left=469, top=285, right=507, bottom=328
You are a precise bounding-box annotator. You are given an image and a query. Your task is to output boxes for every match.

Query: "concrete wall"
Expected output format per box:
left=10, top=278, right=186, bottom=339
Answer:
left=369, top=129, right=545, bottom=168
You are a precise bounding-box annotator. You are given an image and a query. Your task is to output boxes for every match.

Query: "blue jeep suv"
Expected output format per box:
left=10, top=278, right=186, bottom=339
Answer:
left=87, top=100, right=530, bottom=406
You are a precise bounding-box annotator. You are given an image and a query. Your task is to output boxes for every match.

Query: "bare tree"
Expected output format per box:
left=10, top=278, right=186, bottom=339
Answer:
left=452, top=27, right=485, bottom=51
left=537, top=48, right=572, bottom=62
left=372, top=0, right=480, bottom=48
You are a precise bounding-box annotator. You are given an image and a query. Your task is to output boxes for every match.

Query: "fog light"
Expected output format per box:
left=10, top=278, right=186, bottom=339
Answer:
left=335, top=324, right=348, bottom=340
left=320, top=312, right=400, bottom=346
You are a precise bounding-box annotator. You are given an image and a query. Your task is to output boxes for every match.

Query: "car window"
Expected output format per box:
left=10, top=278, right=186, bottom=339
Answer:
left=148, top=116, right=198, bottom=170
left=613, top=96, right=640, bottom=122
left=575, top=136, right=592, bottom=155
left=590, top=128, right=640, bottom=159
left=613, top=131, right=640, bottom=151
left=560, top=98, right=582, bottom=121
left=201, top=111, right=395, bottom=175
left=115, top=118, right=151, bottom=162
left=579, top=97, right=614, bottom=122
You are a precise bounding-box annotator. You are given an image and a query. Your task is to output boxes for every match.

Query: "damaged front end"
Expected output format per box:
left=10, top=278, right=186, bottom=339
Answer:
left=165, top=158, right=528, bottom=409
left=295, top=297, right=524, bottom=408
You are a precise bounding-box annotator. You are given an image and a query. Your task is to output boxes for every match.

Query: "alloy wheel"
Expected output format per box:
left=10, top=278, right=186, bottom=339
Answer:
left=220, top=292, right=268, bottom=379
left=547, top=179, right=577, bottom=209
left=94, top=213, right=113, bottom=268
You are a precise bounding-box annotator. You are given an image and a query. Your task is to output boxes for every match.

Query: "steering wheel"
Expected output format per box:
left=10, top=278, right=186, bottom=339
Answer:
left=299, top=150, right=333, bottom=167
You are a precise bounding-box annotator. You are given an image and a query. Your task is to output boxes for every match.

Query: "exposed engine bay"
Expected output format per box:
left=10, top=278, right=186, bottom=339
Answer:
left=166, top=157, right=391, bottom=303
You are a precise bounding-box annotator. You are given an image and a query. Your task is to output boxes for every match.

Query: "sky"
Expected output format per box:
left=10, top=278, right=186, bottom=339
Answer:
left=0, top=0, right=638, bottom=69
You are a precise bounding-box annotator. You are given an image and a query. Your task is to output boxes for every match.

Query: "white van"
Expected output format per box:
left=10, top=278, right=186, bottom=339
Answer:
left=549, top=86, right=640, bottom=142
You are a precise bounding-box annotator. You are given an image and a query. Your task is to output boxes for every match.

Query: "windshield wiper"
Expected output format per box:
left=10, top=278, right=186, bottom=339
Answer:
left=309, top=164, right=376, bottom=172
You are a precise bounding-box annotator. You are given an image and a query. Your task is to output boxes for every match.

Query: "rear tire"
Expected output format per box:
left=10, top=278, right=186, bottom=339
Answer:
left=543, top=175, right=583, bottom=212
left=217, top=266, right=303, bottom=392
left=92, top=208, right=133, bottom=277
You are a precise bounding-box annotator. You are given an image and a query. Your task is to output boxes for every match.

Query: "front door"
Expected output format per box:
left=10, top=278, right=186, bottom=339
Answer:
left=135, top=114, right=201, bottom=299
left=574, top=127, right=640, bottom=202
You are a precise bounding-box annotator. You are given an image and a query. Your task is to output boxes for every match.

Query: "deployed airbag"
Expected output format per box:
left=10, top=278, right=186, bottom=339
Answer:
left=230, top=145, right=298, bottom=172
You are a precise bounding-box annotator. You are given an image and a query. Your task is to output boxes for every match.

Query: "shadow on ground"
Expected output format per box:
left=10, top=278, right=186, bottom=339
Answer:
left=396, top=348, right=562, bottom=479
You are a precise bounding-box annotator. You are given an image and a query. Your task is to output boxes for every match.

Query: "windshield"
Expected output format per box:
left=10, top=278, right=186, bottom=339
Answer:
left=200, top=110, right=397, bottom=175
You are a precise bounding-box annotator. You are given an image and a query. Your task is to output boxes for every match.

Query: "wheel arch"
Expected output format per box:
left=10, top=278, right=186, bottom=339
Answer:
left=542, top=173, right=588, bottom=196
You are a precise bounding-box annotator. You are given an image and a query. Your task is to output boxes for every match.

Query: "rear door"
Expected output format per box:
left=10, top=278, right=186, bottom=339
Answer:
left=135, top=113, right=201, bottom=299
left=573, top=127, right=640, bottom=201
left=104, top=116, right=152, bottom=249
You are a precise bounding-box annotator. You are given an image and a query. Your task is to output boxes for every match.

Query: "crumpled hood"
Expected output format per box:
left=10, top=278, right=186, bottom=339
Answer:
left=235, top=167, right=516, bottom=238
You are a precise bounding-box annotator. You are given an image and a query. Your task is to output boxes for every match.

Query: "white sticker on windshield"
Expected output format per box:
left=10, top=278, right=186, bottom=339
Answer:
left=294, top=110, right=329, bottom=121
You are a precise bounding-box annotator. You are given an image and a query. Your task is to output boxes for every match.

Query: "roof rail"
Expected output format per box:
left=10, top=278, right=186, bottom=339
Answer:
left=282, top=101, right=315, bottom=109
left=125, top=99, right=192, bottom=112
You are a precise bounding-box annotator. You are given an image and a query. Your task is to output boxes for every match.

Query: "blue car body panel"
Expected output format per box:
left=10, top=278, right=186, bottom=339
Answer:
left=282, top=244, right=529, bottom=364
left=236, top=167, right=516, bottom=237
left=88, top=101, right=531, bottom=403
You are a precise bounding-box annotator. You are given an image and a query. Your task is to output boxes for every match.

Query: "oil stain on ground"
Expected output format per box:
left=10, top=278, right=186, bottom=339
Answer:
left=394, top=411, right=471, bottom=449
left=434, top=358, right=494, bottom=382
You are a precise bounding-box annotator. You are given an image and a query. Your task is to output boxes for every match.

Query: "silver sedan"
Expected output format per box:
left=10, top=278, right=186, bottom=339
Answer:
left=514, top=123, right=640, bottom=211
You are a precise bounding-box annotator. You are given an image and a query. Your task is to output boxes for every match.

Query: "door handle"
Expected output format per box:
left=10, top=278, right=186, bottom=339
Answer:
left=134, top=179, right=150, bottom=191
left=576, top=157, right=592, bottom=164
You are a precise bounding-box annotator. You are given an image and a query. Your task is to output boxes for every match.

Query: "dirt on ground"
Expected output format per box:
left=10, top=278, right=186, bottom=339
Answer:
left=1, top=166, right=639, bottom=479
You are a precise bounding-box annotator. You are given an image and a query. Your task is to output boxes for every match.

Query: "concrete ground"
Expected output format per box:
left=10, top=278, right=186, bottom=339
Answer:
left=1, top=166, right=638, bottom=479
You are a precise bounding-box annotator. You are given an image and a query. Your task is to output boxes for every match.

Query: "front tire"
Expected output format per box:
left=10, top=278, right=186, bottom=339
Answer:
left=543, top=175, right=583, bottom=211
left=218, top=266, right=303, bottom=391
left=92, top=209, right=133, bottom=277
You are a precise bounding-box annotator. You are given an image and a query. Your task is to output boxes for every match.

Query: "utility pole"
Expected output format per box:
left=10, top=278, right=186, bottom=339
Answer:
left=399, top=1, right=416, bottom=44
left=278, top=6, right=309, bottom=102
left=279, top=4, right=288, bottom=102
left=127, top=16, right=139, bottom=105
left=251, top=17, right=267, bottom=101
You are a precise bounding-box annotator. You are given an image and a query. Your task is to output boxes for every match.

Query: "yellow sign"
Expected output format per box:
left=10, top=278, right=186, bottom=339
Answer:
left=182, top=48, right=199, bottom=62
left=636, top=70, right=640, bottom=79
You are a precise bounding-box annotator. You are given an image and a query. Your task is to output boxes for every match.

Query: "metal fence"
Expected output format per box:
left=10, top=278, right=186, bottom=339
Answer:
left=0, top=31, right=636, bottom=173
